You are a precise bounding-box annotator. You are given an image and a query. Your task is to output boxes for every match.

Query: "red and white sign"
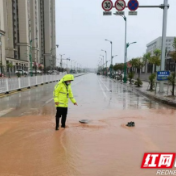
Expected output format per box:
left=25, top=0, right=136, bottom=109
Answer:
left=115, top=0, right=126, bottom=11
left=102, top=0, right=113, bottom=11
left=141, top=153, right=176, bottom=169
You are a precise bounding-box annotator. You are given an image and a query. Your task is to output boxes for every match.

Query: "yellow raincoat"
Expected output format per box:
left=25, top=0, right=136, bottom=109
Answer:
left=53, top=74, right=76, bottom=107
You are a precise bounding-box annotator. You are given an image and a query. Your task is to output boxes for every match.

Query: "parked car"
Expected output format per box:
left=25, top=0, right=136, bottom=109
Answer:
left=29, top=70, right=42, bottom=74
left=15, top=70, right=28, bottom=75
left=47, top=70, right=53, bottom=74
left=36, top=70, right=42, bottom=74
left=0, top=73, right=4, bottom=77
left=51, top=70, right=59, bottom=75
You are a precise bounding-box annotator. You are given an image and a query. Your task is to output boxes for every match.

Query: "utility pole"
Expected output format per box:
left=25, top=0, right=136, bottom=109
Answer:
left=105, top=39, right=113, bottom=77
left=30, top=40, right=33, bottom=77
left=159, top=0, right=168, bottom=93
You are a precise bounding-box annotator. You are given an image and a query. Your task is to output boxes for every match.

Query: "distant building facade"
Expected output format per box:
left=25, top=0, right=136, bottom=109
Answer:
left=146, top=36, right=176, bottom=73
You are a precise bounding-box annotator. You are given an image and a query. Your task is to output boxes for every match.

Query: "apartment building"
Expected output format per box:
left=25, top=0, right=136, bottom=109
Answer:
left=0, top=0, right=6, bottom=73
left=0, top=0, right=56, bottom=74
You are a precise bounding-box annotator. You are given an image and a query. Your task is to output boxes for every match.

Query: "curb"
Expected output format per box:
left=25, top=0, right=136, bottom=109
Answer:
left=120, top=81, right=176, bottom=107
left=134, top=87, right=176, bottom=107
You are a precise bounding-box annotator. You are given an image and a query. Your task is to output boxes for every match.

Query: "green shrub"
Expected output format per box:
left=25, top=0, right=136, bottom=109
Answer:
left=135, top=78, right=143, bottom=87
left=16, top=72, right=21, bottom=77
left=148, top=73, right=156, bottom=91
left=168, top=72, right=176, bottom=96
left=128, top=72, right=135, bottom=84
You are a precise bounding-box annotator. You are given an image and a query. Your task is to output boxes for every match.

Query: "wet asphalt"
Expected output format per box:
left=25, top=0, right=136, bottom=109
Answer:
left=0, top=73, right=173, bottom=118
left=0, top=74, right=176, bottom=176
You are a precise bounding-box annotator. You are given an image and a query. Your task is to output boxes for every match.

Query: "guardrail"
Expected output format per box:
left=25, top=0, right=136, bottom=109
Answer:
left=0, top=73, right=81, bottom=94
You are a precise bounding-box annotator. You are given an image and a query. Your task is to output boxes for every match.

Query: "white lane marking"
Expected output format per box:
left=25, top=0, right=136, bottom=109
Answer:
left=43, top=79, right=83, bottom=106
left=0, top=108, right=15, bottom=117
left=99, top=78, right=110, bottom=92
left=44, top=98, right=53, bottom=105
left=72, top=79, right=83, bottom=86
left=98, top=80, right=108, bottom=99
left=44, top=76, right=83, bottom=106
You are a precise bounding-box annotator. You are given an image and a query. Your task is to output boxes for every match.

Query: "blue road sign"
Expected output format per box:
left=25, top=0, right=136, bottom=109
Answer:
left=157, top=71, right=170, bottom=81
left=128, top=0, right=139, bottom=11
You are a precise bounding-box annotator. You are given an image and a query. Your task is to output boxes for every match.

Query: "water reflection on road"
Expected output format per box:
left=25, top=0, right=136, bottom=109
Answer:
left=0, top=74, right=175, bottom=176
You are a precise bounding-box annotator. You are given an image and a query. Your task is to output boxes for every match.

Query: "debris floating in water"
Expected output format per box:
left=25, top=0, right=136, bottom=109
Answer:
left=79, top=119, right=89, bottom=124
left=126, top=121, right=135, bottom=127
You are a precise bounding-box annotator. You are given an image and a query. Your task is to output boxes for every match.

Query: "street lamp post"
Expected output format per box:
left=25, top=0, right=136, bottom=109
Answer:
left=71, top=60, right=74, bottom=71
left=60, top=54, right=65, bottom=72
left=105, top=39, right=113, bottom=77
left=160, top=0, right=168, bottom=93
left=100, top=55, right=104, bottom=75
left=112, top=55, right=118, bottom=64
left=50, top=44, right=59, bottom=70
left=124, top=42, right=137, bottom=83
left=113, top=13, right=137, bottom=83
left=29, top=38, right=38, bottom=76
left=101, top=49, right=107, bottom=76
left=65, top=58, right=70, bottom=72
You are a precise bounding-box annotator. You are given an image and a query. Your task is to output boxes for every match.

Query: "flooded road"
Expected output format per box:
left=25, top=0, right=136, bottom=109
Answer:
left=0, top=73, right=176, bottom=176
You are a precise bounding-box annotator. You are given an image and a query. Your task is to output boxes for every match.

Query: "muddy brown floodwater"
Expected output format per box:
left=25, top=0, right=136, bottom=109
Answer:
left=0, top=108, right=176, bottom=176
left=0, top=74, right=176, bottom=176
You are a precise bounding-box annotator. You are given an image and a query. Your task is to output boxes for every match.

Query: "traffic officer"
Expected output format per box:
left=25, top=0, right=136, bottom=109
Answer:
left=53, top=74, right=77, bottom=130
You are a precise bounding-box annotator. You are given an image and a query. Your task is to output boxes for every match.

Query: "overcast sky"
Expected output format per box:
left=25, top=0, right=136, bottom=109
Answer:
left=55, top=0, right=176, bottom=68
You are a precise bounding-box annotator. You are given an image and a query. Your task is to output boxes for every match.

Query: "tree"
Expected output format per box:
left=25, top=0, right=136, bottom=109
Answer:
left=168, top=73, right=176, bottom=96
left=6, top=62, right=13, bottom=78
left=128, top=72, right=135, bottom=84
left=145, top=50, right=160, bottom=91
left=132, top=58, right=144, bottom=87
left=113, top=63, right=124, bottom=73
left=148, top=49, right=161, bottom=73
left=129, top=59, right=137, bottom=73
left=0, top=61, right=4, bottom=76
left=168, top=38, right=176, bottom=96
left=33, top=62, right=38, bottom=76
left=143, top=52, right=151, bottom=73
left=149, top=73, right=156, bottom=91
left=171, top=38, right=176, bottom=70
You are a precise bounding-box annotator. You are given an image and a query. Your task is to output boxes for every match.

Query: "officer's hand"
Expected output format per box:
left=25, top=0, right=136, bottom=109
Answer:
left=55, top=102, right=59, bottom=106
left=74, top=103, right=78, bottom=106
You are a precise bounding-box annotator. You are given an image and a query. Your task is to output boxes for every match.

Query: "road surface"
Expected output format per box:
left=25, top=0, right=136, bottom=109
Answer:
left=0, top=73, right=176, bottom=176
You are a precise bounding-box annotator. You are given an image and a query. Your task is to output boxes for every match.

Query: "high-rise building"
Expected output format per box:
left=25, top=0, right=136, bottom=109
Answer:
left=39, top=0, right=56, bottom=70
left=0, top=0, right=56, bottom=74
left=0, top=0, right=6, bottom=73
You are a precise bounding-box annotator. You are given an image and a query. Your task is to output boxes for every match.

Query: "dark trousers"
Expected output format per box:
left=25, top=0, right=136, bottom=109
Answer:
left=56, top=107, right=68, bottom=128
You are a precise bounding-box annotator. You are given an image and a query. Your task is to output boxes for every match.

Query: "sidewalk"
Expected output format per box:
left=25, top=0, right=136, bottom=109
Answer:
left=122, top=80, right=176, bottom=107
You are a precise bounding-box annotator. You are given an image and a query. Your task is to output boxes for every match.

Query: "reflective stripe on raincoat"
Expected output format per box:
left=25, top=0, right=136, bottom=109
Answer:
left=53, top=74, right=76, bottom=107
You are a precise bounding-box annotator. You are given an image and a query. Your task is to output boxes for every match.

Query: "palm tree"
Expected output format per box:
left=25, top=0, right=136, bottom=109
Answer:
left=0, top=61, right=3, bottom=75
left=152, top=49, right=161, bottom=73
left=146, top=50, right=160, bottom=91
left=171, top=38, right=176, bottom=71
left=129, top=58, right=137, bottom=73
left=143, top=52, right=151, bottom=73
left=132, top=58, right=144, bottom=87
